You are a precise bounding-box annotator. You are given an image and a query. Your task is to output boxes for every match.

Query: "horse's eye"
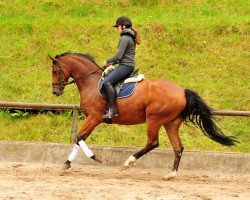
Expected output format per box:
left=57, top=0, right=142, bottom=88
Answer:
left=52, top=70, right=58, bottom=75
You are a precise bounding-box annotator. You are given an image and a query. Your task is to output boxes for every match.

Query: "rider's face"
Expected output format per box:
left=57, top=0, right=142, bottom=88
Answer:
left=117, top=25, right=123, bottom=33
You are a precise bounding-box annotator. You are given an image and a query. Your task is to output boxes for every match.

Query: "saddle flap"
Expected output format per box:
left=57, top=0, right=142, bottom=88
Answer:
left=99, top=67, right=144, bottom=99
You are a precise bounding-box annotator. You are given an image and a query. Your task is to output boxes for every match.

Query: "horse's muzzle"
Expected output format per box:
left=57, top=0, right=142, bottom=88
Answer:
left=53, top=89, right=63, bottom=96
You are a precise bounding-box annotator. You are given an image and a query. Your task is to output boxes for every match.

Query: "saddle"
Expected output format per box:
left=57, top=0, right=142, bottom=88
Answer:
left=99, top=65, right=144, bottom=99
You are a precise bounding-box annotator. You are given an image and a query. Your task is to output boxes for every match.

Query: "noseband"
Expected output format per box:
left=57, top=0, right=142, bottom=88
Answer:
left=52, top=59, right=100, bottom=88
left=52, top=61, right=67, bottom=88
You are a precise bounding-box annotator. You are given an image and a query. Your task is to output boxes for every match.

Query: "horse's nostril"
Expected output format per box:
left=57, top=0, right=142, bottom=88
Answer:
left=53, top=91, right=58, bottom=95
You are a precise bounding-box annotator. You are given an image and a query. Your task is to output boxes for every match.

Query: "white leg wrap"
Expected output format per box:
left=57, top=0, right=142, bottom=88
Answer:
left=78, top=140, right=94, bottom=158
left=68, top=144, right=80, bottom=162
left=124, top=155, right=136, bottom=167
left=170, top=170, right=177, bottom=177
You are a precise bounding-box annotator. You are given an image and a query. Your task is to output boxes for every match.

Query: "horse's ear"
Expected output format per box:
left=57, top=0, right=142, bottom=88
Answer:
left=48, top=54, right=56, bottom=62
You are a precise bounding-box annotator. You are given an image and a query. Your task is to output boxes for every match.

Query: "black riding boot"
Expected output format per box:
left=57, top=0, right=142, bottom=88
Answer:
left=103, top=82, right=118, bottom=119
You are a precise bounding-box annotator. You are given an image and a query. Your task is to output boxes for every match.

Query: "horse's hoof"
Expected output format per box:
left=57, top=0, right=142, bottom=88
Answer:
left=120, top=165, right=129, bottom=171
left=162, top=170, right=177, bottom=181
left=62, top=163, right=71, bottom=170
left=122, top=155, right=137, bottom=169
left=162, top=175, right=176, bottom=181
left=92, top=155, right=102, bottom=163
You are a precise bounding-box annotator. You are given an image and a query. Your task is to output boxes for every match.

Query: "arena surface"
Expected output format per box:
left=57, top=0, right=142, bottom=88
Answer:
left=0, top=163, right=249, bottom=200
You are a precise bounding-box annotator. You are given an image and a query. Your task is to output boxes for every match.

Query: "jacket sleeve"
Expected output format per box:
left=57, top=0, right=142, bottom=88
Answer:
left=106, top=36, right=128, bottom=64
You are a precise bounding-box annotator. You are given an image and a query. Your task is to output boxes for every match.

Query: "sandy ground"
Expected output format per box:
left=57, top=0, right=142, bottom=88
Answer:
left=0, top=163, right=249, bottom=200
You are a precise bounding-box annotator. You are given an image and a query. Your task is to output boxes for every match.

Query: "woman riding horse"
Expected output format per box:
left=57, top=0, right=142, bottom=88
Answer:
left=103, top=16, right=141, bottom=119
left=49, top=18, right=237, bottom=180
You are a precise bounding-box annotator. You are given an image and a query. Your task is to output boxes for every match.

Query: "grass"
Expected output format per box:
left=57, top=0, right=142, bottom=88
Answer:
left=0, top=0, right=249, bottom=152
left=0, top=109, right=249, bottom=152
left=0, top=110, right=72, bottom=142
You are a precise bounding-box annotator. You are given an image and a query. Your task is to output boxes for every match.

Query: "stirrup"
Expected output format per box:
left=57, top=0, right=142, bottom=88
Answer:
left=102, top=107, right=118, bottom=119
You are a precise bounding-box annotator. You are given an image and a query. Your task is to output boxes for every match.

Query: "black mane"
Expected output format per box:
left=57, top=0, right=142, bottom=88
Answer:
left=55, top=52, right=100, bottom=67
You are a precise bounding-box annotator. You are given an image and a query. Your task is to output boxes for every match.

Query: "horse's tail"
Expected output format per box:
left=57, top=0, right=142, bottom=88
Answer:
left=181, top=89, right=237, bottom=146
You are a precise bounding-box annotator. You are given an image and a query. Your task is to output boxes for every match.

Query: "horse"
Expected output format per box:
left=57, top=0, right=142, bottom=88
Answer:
left=49, top=52, right=237, bottom=180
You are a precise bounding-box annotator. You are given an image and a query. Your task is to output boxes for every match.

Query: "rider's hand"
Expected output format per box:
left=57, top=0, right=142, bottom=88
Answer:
left=103, top=61, right=111, bottom=68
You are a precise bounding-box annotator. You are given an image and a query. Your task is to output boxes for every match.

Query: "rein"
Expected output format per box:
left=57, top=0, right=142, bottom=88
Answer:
left=66, top=68, right=100, bottom=85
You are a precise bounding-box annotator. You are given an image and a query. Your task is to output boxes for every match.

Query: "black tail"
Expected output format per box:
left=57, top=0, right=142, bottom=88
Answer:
left=181, top=89, right=237, bottom=146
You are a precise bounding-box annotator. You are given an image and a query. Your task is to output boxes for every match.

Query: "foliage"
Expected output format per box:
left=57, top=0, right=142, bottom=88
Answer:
left=9, top=110, right=30, bottom=118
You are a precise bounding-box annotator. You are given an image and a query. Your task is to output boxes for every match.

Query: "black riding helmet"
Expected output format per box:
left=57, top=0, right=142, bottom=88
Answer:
left=113, top=16, right=132, bottom=28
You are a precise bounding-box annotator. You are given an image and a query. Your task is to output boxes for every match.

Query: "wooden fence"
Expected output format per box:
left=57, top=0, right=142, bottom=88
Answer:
left=0, top=101, right=249, bottom=143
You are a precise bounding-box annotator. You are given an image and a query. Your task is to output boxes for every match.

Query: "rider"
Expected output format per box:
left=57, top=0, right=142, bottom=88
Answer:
left=103, top=16, right=141, bottom=119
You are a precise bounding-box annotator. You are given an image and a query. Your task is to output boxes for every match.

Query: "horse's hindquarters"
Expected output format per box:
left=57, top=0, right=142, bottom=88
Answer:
left=111, top=80, right=186, bottom=125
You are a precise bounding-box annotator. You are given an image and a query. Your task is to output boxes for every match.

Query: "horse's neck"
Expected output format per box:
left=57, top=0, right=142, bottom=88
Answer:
left=76, top=72, right=101, bottom=95
left=65, top=57, right=102, bottom=99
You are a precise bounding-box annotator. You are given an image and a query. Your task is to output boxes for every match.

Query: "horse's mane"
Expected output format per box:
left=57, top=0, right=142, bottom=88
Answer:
left=55, top=52, right=100, bottom=67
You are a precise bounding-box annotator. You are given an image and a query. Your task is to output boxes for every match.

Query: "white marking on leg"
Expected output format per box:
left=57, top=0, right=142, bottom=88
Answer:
left=169, top=170, right=177, bottom=177
left=68, top=144, right=80, bottom=162
left=124, top=155, right=136, bottom=167
left=78, top=140, right=94, bottom=158
left=163, top=170, right=177, bottom=181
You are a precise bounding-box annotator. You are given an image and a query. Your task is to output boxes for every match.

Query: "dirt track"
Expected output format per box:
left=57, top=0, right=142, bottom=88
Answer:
left=0, top=163, right=249, bottom=200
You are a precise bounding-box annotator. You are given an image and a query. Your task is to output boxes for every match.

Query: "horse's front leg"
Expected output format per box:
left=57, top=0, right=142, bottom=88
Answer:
left=62, top=116, right=101, bottom=170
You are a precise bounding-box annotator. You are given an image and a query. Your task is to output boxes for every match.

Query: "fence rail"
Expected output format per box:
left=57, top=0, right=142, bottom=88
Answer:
left=0, top=102, right=249, bottom=116
left=0, top=102, right=80, bottom=111
left=0, top=102, right=249, bottom=143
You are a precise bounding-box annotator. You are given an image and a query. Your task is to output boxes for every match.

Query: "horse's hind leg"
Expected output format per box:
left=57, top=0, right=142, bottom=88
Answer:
left=163, top=117, right=184, bottom=180
left=123, top=120, right=161, bottom=169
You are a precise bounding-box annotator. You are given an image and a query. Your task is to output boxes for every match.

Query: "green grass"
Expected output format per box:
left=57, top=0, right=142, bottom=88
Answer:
left=0, top=110, right=72, bottom=142
left=0, top=109, right=249, bottom=152
left=0, top=0, right=249, bottom=152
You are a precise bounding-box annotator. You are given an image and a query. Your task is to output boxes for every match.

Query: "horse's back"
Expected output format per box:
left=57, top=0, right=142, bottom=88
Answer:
left=124, top=79, right=184, bottom=108
left=138, top=79, right=186, bottom=121
left=137, top=79, right=185, bottom=99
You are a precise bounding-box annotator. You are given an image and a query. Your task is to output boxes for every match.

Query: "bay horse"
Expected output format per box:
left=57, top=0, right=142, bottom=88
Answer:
left=49, top=52, right=236, bottom=180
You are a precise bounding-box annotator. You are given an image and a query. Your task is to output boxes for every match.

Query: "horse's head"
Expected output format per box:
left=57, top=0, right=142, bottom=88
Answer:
left=49, top=52, right=102, bottom=96
left=49, top=55, right=71, bottom=96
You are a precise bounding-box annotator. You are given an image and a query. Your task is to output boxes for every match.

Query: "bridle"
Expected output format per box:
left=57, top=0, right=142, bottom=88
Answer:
left=52, top=59, right=100, bottom=88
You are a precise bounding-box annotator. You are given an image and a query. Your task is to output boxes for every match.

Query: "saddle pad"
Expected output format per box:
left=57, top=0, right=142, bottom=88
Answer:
left=98, top=78, right=137, bottom=99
